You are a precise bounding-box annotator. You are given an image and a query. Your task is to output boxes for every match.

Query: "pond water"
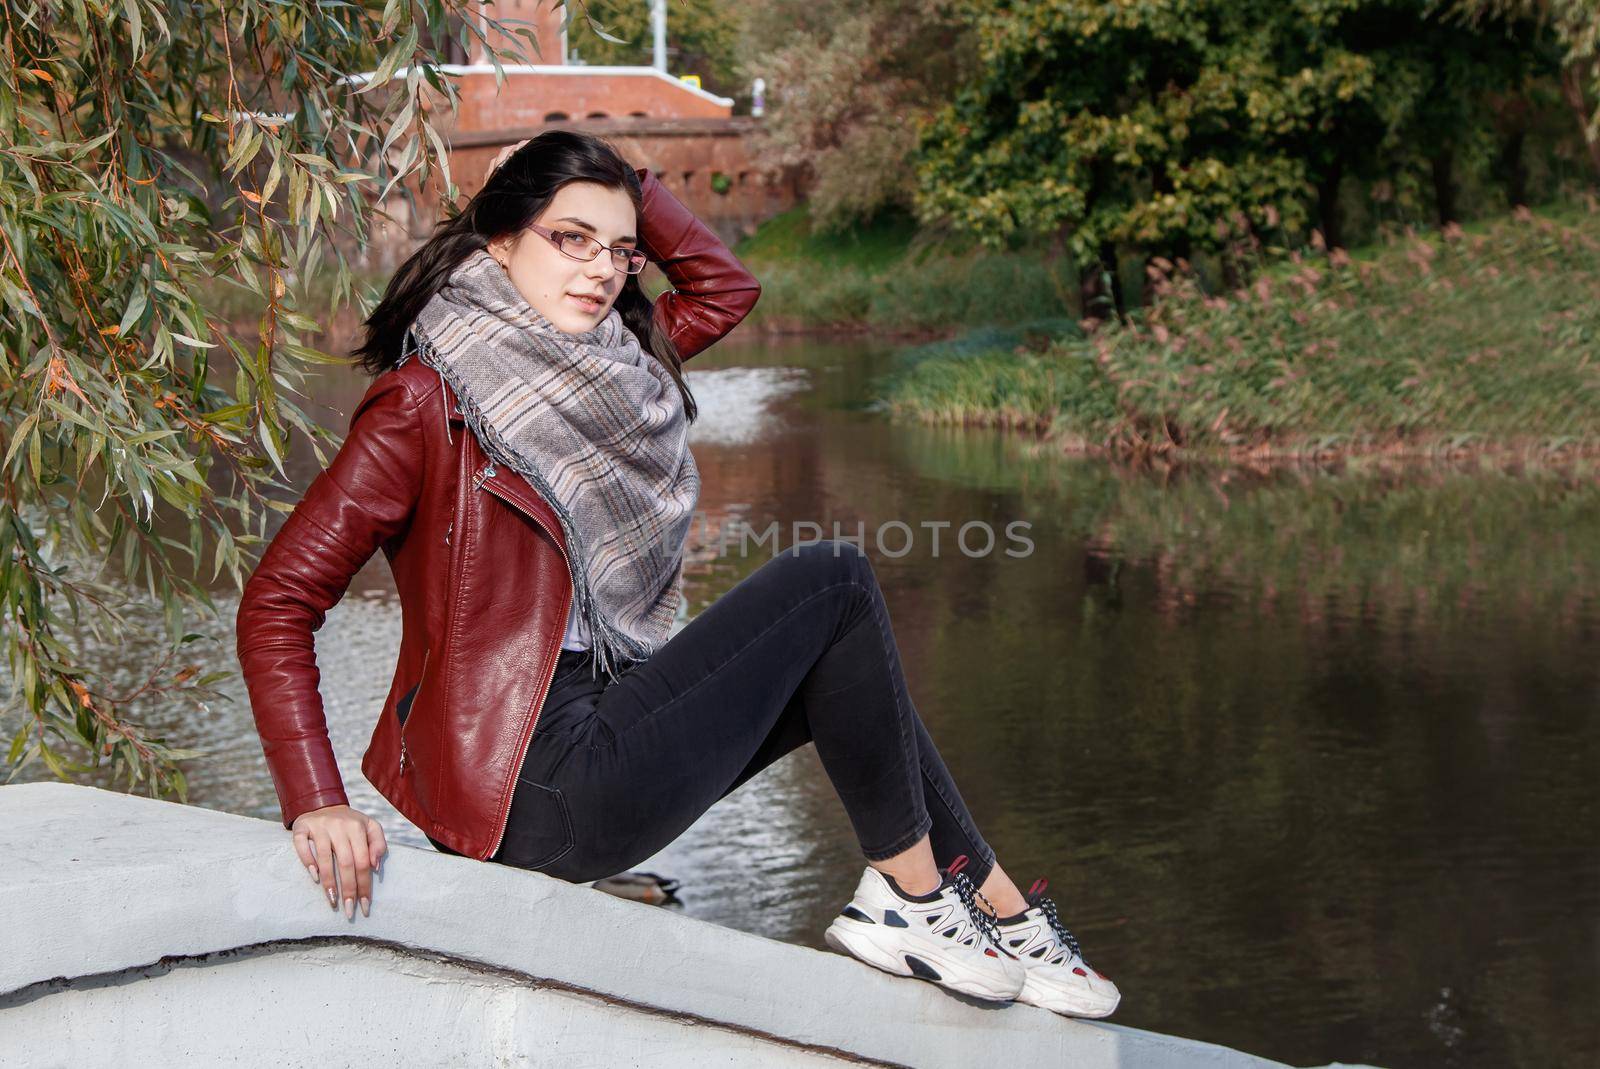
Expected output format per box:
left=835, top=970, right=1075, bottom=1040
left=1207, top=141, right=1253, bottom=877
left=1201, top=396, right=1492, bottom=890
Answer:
left=32, top=329, right=1600, bottom=1068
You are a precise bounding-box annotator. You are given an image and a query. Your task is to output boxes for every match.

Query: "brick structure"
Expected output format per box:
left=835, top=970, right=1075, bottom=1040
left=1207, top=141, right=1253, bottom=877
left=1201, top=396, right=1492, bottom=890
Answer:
left=362, top=1, right=801, bottom=266
left=457, top=66, right=735, bottom=126
left=449, top=116, right=799, bottom=239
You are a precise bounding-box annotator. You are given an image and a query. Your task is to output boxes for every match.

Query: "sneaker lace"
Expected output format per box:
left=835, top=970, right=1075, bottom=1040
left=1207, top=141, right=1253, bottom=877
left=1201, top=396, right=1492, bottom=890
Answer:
left=1035, top=895, right=1084, bottom=962
left=945, top=856, right=1004, bottom=950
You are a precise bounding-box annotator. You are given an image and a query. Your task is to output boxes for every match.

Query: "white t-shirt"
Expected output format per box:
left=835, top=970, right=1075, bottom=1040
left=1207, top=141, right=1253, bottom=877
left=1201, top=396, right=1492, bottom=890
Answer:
left=560, top=598, right=590, bottom=652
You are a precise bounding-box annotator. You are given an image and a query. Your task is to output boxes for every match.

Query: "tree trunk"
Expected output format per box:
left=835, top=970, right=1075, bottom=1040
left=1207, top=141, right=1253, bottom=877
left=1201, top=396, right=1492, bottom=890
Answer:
left=1079, top=241, right=1126, bottom=322
left=1489, top=88, right=1531, bottom=209
left=1220, top=255, right=1243, bottom=293
left=1499, top=127, right=1528, bottom=208
left=1100, top=241, right=1126, bottom=319
left=1559, top=64, right=1600, bottom=183
left=1317, top=159, right=1345, bottom=250
left=1431, top=148, right=1458, bottom=227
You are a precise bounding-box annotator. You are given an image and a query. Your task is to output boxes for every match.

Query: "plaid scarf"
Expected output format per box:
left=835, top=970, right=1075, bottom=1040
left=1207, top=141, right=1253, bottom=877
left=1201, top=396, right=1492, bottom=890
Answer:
left=403, top=249, right=699, bottom=683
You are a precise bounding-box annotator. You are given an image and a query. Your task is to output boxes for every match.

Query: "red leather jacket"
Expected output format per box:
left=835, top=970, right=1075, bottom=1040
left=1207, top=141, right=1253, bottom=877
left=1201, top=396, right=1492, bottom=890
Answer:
left=235, top=169, right=760, bottom=860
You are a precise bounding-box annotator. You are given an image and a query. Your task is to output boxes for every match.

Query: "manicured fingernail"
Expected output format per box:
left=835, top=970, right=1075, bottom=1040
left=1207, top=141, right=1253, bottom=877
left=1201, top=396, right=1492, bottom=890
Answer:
left=326, top=887, right=336, bottom=908
left=360, top=896, right=370, bottom=918
left=306, top=865, right=319, bottom=882
left=344, top=897, right=354, bottom=920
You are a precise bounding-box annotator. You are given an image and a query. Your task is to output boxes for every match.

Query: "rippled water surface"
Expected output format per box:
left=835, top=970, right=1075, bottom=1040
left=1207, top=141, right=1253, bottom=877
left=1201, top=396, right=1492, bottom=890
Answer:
left=32, top=331, right=1600, bottom=1068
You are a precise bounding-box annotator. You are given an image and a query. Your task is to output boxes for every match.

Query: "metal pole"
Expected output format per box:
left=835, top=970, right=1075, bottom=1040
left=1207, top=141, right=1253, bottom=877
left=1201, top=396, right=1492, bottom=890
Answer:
left=652, top=0, right=667, bottom=72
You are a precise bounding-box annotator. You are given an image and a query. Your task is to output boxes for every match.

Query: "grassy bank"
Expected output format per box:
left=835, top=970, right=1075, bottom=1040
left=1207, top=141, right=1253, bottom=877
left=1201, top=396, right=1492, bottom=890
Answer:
left=876, top=204, right=1600, bottom=460
left=732, top=205, right=1075, bottom=335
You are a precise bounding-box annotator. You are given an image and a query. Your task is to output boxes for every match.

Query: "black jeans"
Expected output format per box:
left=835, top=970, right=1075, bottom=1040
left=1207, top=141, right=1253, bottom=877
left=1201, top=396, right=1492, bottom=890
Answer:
left=431, top=539, right=996, bottom=889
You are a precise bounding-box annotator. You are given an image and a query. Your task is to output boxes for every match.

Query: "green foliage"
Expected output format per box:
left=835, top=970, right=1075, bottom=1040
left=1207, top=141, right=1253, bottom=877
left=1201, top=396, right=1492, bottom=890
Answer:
left=1444, top=0, right=1600, bottom=172
left=915, top=0, right=1565, bottom=270
left=880, top=204, right=1600, bottom=456
left=0, top=0, right=525, bottom=796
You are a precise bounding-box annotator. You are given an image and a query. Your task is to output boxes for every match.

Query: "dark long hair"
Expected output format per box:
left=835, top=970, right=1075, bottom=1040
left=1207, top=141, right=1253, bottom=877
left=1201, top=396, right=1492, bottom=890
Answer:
left=353, top=129, right=696, bottom=421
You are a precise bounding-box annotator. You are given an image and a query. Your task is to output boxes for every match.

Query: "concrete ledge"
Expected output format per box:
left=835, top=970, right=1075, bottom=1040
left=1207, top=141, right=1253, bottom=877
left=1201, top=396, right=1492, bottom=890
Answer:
left=1, top=783, right=1290, bottom=1068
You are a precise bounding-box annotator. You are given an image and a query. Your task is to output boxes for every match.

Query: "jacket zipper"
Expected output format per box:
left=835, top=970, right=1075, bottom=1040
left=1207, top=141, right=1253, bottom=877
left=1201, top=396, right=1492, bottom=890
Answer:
left=399, top=646, right=431, bottom=776
left=475, top=463, right=574, bottom=859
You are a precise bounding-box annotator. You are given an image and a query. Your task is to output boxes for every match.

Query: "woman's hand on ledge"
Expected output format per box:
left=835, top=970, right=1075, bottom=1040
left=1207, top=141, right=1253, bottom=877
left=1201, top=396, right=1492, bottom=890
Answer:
left=292, top=803, right=388, bottom=919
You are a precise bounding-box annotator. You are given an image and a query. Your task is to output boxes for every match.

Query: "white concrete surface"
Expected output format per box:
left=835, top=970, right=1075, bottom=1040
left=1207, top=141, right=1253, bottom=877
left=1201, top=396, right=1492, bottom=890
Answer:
left=3, top=943, right=847, bottom=1067
left=1, top=783, right=1294, bottom=1068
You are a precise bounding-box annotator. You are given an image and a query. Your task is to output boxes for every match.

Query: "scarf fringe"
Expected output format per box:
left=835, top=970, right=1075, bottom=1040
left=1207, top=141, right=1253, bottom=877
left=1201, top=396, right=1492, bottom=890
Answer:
left=403, top=328, right=658, bottom=685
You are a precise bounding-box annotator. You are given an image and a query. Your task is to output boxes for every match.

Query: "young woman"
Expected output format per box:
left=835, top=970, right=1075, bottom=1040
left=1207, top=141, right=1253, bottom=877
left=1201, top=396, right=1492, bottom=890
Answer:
left=235, top=130, right=1119, bottom=1019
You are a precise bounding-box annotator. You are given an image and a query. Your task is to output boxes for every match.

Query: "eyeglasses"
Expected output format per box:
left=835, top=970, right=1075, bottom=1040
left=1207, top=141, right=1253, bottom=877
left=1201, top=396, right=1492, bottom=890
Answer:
left=528, top=223, right=649, bottom=275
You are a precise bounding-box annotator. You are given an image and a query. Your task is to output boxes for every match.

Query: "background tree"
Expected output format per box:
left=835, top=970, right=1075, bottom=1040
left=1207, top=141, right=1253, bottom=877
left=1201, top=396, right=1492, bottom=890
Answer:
left=0, top=1, right=526, bottom=796
left=1445, top=0, right=1600, bottom=178
left=1321, top=2, right=1549, bottom=232
left=917, top=1, right=1367, bottom=312
left=915, top=0, right=1557, bottom=313
left=739, top=0, right=975, bottom=231
left=565, top=0, right=747, bottom=102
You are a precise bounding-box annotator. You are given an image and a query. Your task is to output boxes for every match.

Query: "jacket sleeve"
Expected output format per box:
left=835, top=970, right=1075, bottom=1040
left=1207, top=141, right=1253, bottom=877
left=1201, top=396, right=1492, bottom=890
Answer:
left=235, top=372, right=425, bottom=829
left=635, top=166, right=762, bottom=362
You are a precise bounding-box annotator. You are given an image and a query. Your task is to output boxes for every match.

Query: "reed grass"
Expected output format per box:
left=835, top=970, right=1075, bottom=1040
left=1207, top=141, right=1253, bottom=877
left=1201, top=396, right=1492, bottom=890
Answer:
left=879, top=204, right=1600, bottom=460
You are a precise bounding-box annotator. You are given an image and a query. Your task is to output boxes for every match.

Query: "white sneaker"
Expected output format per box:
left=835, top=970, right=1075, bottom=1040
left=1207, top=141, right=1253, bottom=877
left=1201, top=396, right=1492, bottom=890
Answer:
left=995, top=878, right=1121, bottom=1018
left=823, top=856, right=1026, bottom=1003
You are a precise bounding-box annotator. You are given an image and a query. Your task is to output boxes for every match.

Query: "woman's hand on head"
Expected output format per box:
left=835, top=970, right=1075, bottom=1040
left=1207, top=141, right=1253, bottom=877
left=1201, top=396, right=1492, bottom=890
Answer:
left=291, top=804, right=388, bottom=919
left=488, top=139, right=531, bottom=178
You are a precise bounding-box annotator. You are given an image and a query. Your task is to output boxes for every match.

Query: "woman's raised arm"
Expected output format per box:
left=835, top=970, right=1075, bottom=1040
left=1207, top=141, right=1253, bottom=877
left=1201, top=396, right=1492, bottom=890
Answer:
left=634, top=166, right=761, bottom=362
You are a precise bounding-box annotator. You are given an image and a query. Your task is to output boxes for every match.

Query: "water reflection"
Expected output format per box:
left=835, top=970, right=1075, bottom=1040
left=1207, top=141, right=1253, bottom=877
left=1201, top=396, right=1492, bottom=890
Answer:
left=22, top=329, right=1599, bottom=1069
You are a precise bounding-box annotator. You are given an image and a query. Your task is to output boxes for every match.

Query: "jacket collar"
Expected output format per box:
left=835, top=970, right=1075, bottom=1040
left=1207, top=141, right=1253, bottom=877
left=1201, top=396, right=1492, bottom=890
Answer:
left=420, top=359, right=567, bottom=551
